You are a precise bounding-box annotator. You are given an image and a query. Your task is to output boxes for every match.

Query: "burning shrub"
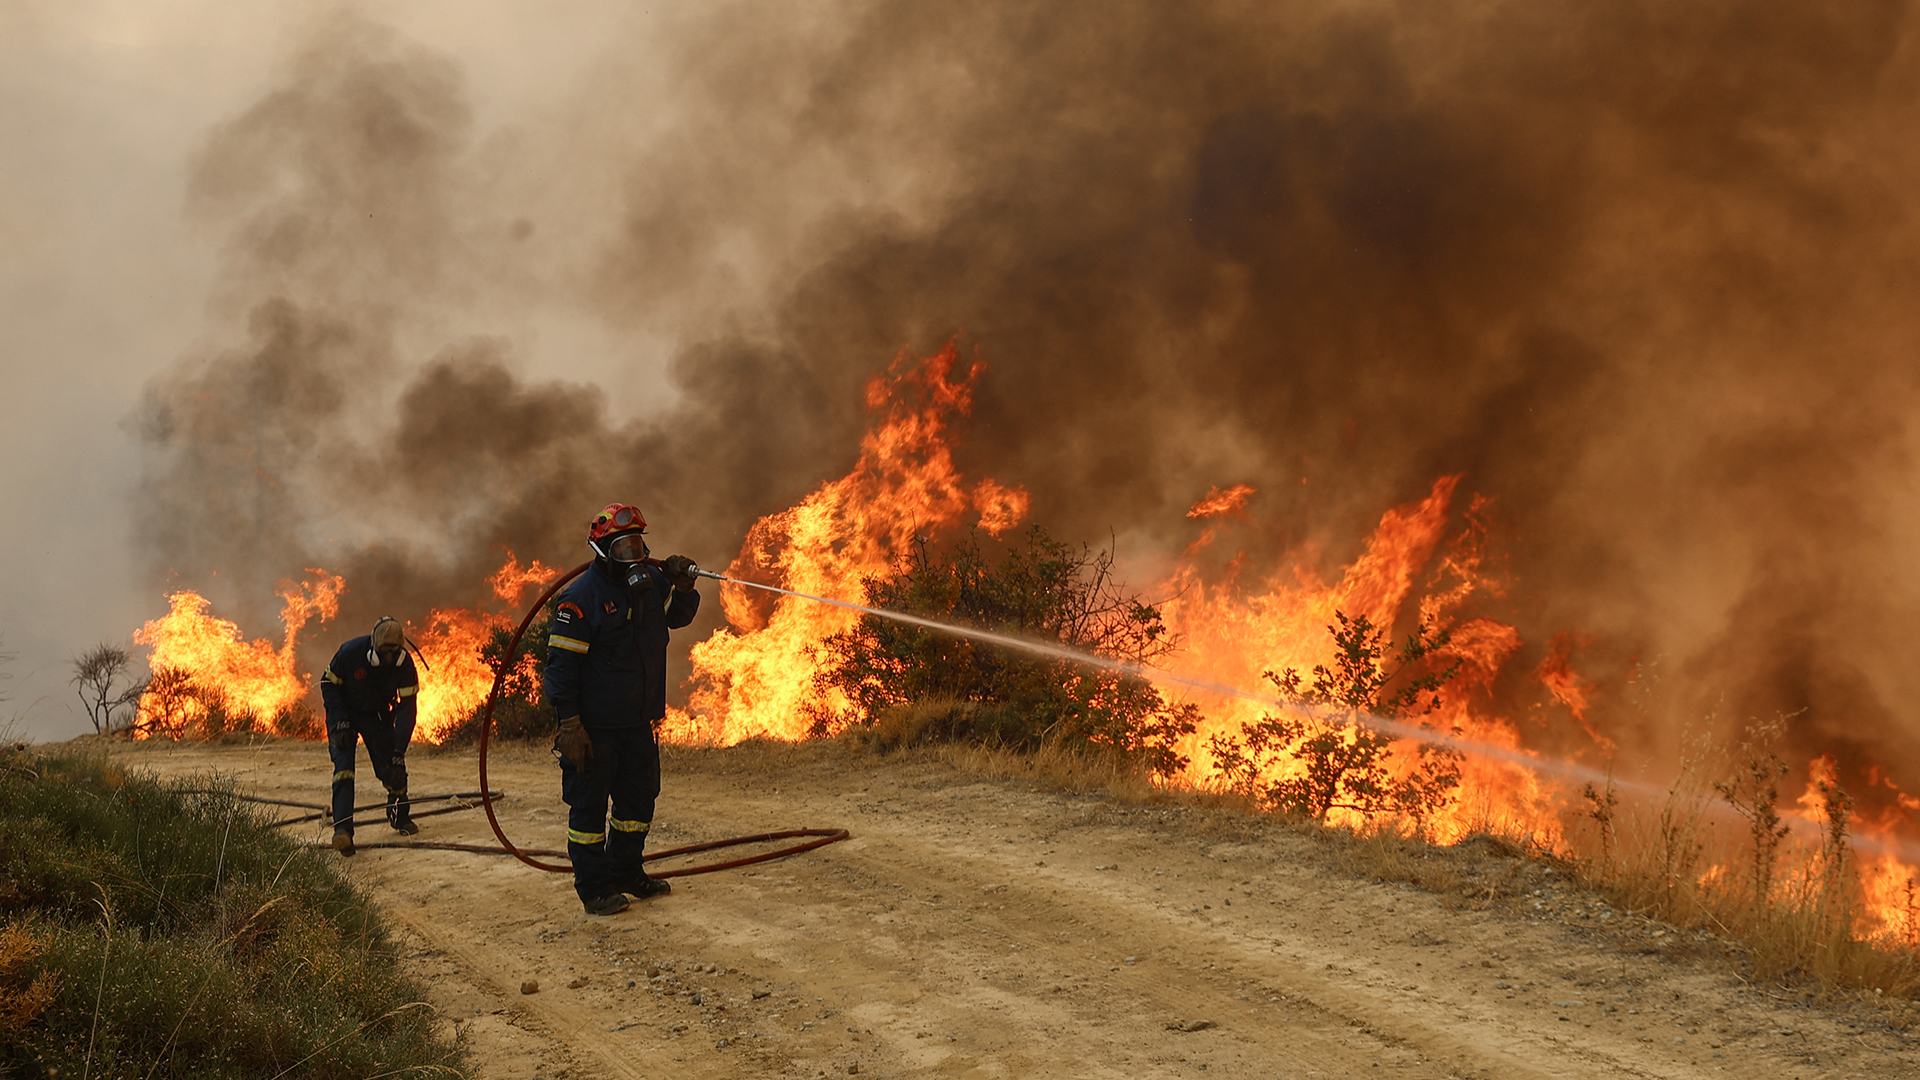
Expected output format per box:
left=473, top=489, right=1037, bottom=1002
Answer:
left=1208, top=612, right=1464, bottom=827
left=128, top=665, right=259, bottom=740
left=127, top=665, right=312, bottom=741
left=815, top=526, right=1200, bottom=776
left=276, top=701, right=325, bottom=741
left=438, top=610, right=553, bottom=744
left=126, top=665, right=200, bottom=738
left=1560, top=735, right=1920, bottom=998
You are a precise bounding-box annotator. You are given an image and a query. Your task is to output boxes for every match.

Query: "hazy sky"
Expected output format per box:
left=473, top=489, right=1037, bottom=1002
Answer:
left=0, top=2, right=661, bottom=737
left=7, top=0, right=1920, bottom=807
left=5, top=3, right=245, bottom=735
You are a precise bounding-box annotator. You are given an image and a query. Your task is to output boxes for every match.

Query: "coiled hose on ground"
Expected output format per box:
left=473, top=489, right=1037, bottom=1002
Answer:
left=261, top=559, right=849, bottom=876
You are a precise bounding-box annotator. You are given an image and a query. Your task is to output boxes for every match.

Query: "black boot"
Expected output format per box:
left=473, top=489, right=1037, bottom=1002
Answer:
left=582, top=893, right=630, bottom=916
left=386, top=787, right=419, bottom=835
left=613, top=870, right=672, bottom=900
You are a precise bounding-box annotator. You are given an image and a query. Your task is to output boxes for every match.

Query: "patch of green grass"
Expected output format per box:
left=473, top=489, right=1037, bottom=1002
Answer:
left=0, top=746, right=464, bottom=1078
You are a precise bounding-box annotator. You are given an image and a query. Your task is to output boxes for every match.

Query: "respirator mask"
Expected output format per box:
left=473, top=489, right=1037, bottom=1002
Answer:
left=601, top=532, right=652, bottom=590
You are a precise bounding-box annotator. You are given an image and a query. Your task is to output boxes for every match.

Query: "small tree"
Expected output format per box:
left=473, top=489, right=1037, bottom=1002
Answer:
left=128, top=665, right=199, bottom=738
left=817, top=526, right=1199, bottom=776
left=70, top=643, right=148, bottom=735
left=1209, top=611, right=1463, bottom=826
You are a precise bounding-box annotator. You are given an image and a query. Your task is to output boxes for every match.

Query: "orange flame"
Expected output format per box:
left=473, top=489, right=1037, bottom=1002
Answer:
left=1534, top=631, right=1615, bottom=754
left=676, top=356, right=1562, bottom=845
left=130, top=554, right=559, bottom=744
left=1151, top=478, right=1558, bottom=841
left=1769, top=755, right=1920, bottom=942
left=412, top=551, right=559, bottom=742
left=1187, top=483, right=1255, bottom=518
left=681, top=343, right=1029, bottom=742
left=133, top=569, right=344, bottom=735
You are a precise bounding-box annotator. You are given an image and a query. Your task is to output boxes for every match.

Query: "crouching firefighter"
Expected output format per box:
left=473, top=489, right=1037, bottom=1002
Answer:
left=319, top=616, right=423, bottom=855
left=543, top=502, right=700, bottom=915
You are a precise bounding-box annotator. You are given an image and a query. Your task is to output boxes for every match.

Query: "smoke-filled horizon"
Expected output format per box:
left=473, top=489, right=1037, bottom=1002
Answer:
left=122, top=3, right=1920, bottom=801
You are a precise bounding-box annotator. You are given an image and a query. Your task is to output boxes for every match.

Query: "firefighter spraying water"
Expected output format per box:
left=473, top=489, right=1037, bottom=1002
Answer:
left=543, top=503, right=702, bottom=916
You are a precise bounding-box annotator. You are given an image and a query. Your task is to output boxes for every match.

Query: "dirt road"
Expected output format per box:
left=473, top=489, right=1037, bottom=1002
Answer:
left=104, top=736, right=1916, bottom=1079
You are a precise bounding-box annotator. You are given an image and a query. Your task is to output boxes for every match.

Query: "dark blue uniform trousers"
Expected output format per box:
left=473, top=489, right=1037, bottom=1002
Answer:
left=561, top=726, right=661, bottom=901
left=327, top=711, right=406, bottom=834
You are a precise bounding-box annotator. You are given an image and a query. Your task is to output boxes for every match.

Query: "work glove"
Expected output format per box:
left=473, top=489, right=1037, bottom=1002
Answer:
left=662, top=554, right=698, bottom=592
left=554, top=716, right=593, bottom=767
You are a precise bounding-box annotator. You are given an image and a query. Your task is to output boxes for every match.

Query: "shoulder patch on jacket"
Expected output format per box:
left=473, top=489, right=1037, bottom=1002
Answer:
left=557, top=601, right=585, bottom=620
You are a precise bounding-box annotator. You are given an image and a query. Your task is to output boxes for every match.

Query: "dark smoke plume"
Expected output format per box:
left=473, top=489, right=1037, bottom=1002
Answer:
left=134, top=3, right=1920, bottom=805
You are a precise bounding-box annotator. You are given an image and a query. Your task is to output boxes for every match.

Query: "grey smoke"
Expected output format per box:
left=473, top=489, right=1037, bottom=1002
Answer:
left=120, top=3, right=1920, bottom=815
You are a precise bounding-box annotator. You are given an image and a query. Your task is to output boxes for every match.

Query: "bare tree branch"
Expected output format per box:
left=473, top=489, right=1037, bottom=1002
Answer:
left=71, top=644, right=146, bottom=736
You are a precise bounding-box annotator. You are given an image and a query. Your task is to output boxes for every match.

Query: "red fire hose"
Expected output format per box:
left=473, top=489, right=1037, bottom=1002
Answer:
left=443, top=559, right=849, bottom=876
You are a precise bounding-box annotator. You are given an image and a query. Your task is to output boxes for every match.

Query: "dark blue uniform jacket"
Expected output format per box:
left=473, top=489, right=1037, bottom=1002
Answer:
left=319, top=634, right=420, bottom=729
left=543, top=561, right=700, bottom=730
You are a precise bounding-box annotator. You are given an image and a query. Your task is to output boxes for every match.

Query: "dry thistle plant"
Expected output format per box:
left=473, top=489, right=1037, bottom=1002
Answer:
left=1580, top=770, right=1620, bottom=886
left=1712, top=716, right=1792, bottom=927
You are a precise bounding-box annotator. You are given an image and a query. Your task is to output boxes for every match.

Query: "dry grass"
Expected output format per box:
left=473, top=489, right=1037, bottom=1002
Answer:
left=1332, top=828, right=1544, bottom=908
left=663, top=734, right=826, bottom=777
left=1295, top=724, right=1920, bottom=1001
left=0, top=921, right=57, bottom=1037
left=1558, top=731, right=1920, bottom=1001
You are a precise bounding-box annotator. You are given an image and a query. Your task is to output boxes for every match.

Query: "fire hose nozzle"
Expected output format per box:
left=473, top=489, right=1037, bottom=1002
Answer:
left=690, top=565, right=727, bottom=582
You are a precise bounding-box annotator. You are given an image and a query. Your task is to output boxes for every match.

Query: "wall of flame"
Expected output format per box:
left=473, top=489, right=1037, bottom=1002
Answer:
left=129, top=346, right=1917, bottom=939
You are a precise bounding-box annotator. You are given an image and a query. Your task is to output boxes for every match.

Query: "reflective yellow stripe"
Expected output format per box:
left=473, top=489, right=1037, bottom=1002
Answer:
left=568, top=829, right=606, bottom=845
left=333, top=769, right=354, bottom=782
left=323, top=667, right=343, bottom=685
left=609, top=817, right=649, bottom=833
left=396, top=685, right=418, bottom=698
left=548, top=635, right=590, bottom=654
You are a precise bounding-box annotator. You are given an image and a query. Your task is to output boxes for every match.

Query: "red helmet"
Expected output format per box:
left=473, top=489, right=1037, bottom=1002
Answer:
left=588, top=503, right=647, bottom=542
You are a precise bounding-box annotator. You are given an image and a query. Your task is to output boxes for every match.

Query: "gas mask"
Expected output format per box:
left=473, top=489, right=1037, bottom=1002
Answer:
left=599, top=532, right=653, bottom=590
left=368, top=617, right=406, bottom=666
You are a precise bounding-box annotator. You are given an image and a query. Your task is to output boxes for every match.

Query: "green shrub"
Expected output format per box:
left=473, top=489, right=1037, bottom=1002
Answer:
left=0, top=748, right=463, bottom=1078
left=816, top=527, right=1199, bottom=776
